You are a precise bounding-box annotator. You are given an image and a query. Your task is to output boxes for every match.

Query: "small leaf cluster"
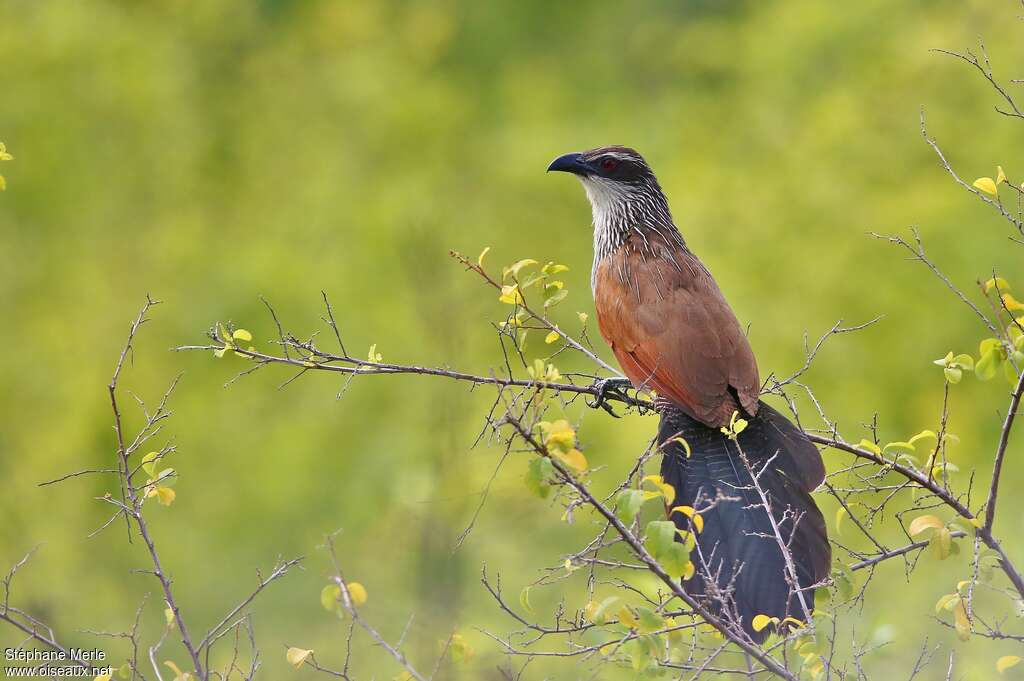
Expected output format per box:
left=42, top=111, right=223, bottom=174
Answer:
left=907, top=513, right=976, bottom=561
left=615, top=476, right=700, bottom=581
left=973, top=165, right=1018, bottom=197
left=141, top=451, right=177, bottom=507
left=212, top=323, right=256, bottom=359
left=319, top=580, right=368, bottom=618
left=524, top=419, right=588, bottom=499
left=480, top=249, right=579, bottom=353
left=719, top=411, right=748, bottom=440
left=935, top=277, right=1024, bottom=385
left=584, top=594, right=686, bottom=676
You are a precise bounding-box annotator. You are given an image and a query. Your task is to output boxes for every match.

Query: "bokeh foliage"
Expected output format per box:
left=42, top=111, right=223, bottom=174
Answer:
left=2, top=0, right=1024, bottom=678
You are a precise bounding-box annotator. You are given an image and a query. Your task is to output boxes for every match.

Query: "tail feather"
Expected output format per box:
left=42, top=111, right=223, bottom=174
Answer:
left=658, top=401, right=830, bottom=642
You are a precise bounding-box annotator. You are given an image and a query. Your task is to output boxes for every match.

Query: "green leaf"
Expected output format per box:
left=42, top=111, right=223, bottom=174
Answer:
left=930, top=527, right=953, bottom=560
left=615, top=489, right=645, bottom=524
left=644, top=520, right=677, bottom=558
left=856, top=439, right=881, bottom=455
left=543, top=288, right=569, bottom=308
left=320, top=584, right=341, bottom=612
left=635, top=607, right=664, bottom=633
left=141, top=452, right=160, bottom=477
left=952, top=353, right=975, bottom=370
left=525, top=457, right=555, bottom=498
left=585, top=596, right=620, bottom=624
left=518, top=586, right=533, bottom=613
left=835, top=507, right=848, bottom=536
left=944, top=367, right=962, bottom=383
left=834, top=567, right=854, bottom=600
left=908, top=430, right=937, bottom=447
left=977, top=349, right=1001, bottom=381
left=503, top=258, right=538, bottom=280
left=660, top=541, right=691, bottom=580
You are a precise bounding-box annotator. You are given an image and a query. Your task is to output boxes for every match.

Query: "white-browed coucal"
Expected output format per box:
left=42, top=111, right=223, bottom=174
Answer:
left=548, top=146, right=830, bottom=641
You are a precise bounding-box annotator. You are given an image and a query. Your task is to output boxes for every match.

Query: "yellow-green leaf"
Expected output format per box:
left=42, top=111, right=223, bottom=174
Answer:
left=997, top=166, right=1008, bottom=185
left=286, top=647, right=313, bottom=670
left=661, top=541, right=691, bottom=580
left=977, top=349, right=1001, bottom=381
left=232, top=329, right=252, bottom=342
left=998, top=656, right=1022, bottom=674
left=974, top=177, right=998, bottom=195
left=908, top=430, right=937, bottom=447
left=930, top=526, right=953, bottom=560
left=642, top=474, right=675, bottom=505
left=544, top=330, right=560, bottom=344
left=1003, top=293, right=1024, bottom=312
left=347, top=582, right=368, bottom=606
left=503, top=258, right=538, bottom=280
left=935, top=593, right=959, bottom=614
left=669, top=435, right=692, bottom=458
left=320, top=584, right=341, bottom=612
left=835, top=507, right=848, bottom=536
left=986, top=277, right=1011, bottom=293
left=751, top=614, right=775, bottom=632
left=908, top=514, right=944, bottom=537
left=577, top=312, right=588, bottom=324
left=953, top=601, right=971, bottom=641
left=449, top=632, right=474, bottom=663
left=141, top=451, right=160, bottom=477
left=555, top=448, right=588, bottom=474
left=477, top=246, right=490, bottom=267
left=670, top=505, right=704, bottom=533
left=645, top=520, right=677, bottom=558
left=164, top=661, right=189, bottom=681
left=519, top=586, right=533, bottom=613
left=147, top=485, right=176, bottom=506
left=539, top=419, right=575, bottom=452
left=856, top=439, right=881, bottom=455
left=498, top=284, right=524, bottom=305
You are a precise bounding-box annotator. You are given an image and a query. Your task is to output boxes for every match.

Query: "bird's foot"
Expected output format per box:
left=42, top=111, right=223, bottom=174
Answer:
left=586, top=377, right=634, bottom=418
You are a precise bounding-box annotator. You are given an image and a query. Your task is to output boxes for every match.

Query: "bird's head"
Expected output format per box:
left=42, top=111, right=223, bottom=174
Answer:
left=547, top=145, right=655, bottom=185
left=547, top=146, right=672, bottom=234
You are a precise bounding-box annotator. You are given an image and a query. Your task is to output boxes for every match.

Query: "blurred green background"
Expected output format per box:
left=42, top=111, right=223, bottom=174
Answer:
left=2, top=0, right=1024, bottom=678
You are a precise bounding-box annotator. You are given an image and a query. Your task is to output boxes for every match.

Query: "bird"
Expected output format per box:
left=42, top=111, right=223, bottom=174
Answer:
left=547, top=146, right=830, bottom=642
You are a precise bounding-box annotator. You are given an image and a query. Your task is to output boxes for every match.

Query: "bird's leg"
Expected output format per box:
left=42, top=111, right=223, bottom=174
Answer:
left=586, top=377, right=634, bottom=417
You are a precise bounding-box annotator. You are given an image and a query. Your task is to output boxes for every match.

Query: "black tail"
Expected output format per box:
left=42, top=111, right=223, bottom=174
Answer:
left=658, top=401, right=831, bottom=642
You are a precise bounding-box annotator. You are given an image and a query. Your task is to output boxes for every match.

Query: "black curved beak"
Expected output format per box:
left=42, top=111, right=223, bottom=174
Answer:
left=547, top=152, right=589, bottom=176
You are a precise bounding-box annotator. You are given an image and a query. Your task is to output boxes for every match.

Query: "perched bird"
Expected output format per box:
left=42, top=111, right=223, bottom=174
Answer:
left=548, top=146, right=830, bottom=642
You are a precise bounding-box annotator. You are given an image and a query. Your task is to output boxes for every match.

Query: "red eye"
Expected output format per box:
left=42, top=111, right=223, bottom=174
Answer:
left=600, top=157, right=618, bottom=172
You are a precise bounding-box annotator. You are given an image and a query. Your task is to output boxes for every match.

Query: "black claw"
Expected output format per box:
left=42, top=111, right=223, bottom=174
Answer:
left=586, top=377, right=634, bottom=417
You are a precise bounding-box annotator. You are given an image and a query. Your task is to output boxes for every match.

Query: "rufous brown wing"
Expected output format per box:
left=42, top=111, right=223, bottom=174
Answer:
left=593, top=233, right=760, bottom=428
